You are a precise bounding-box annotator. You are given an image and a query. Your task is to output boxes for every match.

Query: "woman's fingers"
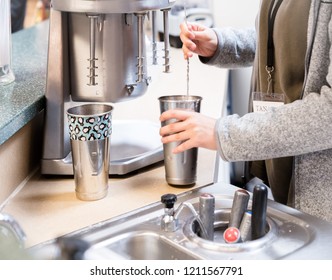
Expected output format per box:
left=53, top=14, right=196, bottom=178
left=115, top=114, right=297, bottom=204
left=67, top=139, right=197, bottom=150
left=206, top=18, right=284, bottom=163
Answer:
left=160, top=131, right=194, bottom=154
left=160, top=109, right=194, bottom=123
left=159, top=109, right=218, bottom=153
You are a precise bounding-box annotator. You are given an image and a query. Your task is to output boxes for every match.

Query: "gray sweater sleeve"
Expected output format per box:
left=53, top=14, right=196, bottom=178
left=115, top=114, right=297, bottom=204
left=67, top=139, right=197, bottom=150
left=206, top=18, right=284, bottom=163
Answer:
left=216, top=86, right=332, bottom=162
left=200, top=27, right=256, bottom=68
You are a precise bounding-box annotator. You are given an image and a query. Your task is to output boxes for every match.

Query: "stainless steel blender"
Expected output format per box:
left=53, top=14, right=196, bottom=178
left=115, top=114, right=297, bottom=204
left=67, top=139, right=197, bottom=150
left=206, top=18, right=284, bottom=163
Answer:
left=41, top=0, right=175, bottom=175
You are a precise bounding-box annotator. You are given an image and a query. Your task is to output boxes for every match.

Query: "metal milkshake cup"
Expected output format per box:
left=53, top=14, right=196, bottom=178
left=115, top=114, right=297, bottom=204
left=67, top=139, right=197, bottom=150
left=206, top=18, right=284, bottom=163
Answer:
left=159, top=95, right=202, bottom=186
left=67, top=103, right=113, bottom=201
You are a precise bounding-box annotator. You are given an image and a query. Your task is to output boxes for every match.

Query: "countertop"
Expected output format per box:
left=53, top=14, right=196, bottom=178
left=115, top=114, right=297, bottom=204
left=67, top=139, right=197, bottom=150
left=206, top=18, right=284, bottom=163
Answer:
left=1, top=20, right=228, bottom=248
left=0, top=22, right=47, bottom=145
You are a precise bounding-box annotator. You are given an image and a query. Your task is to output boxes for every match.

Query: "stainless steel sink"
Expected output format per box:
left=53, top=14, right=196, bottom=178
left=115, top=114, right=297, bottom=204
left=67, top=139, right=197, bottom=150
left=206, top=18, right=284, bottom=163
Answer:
left=91, top=231, right=201, bottom=260
left=30, top=182, right=332, bottom=260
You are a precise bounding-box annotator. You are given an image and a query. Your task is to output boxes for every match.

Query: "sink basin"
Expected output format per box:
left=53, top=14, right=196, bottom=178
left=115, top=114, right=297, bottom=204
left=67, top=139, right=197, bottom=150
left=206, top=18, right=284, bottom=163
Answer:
left=90, top=231, right=201, bottom=260
left=30, top=182, right=332, bottom=260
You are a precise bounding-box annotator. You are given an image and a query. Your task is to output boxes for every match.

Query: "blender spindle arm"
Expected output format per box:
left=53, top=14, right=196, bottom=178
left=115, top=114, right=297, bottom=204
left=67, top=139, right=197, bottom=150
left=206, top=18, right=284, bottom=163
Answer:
left=87, top=14, right=100, bottom=86
left=135, top=12, right=147, bottom=83
left=162, top=8, right=171, bottom=73
left=151, top=10, right=158, bottom=65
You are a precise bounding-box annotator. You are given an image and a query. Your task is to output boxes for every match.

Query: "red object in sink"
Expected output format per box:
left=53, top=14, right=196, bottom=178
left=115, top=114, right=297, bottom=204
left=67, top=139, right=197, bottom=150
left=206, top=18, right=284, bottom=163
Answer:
left=223, top=227, right=241, bottom=243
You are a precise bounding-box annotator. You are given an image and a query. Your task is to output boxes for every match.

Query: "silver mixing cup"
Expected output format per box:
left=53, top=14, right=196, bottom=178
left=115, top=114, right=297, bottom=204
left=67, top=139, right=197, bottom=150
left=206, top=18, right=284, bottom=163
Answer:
left=159, top=95, right=202, bottom=186
left=67, top=104, right=113, bottom=201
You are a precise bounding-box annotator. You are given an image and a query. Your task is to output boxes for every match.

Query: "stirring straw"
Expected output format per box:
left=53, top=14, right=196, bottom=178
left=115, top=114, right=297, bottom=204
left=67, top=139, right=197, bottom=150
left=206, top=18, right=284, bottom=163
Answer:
left=183, top=1, right=190, bottom=96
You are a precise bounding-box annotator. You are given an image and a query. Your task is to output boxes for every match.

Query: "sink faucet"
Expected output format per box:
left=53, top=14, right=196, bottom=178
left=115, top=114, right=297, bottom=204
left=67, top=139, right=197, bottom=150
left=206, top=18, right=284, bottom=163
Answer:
left=160, top=193, right=215, bottom=240
left=0, top=213, right=26, bottom=246
left=0, top=213, right=27, bottom=259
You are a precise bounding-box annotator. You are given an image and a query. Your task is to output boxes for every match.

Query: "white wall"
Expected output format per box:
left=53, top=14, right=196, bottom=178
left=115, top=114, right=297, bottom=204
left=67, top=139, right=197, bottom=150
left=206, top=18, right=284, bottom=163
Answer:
left=211, top=0, right=260, bottom=28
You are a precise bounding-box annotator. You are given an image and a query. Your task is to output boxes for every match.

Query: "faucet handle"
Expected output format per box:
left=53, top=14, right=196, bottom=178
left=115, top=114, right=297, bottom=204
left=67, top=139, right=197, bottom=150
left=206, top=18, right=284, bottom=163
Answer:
left=161, top=194, right=177, bottom=209
left=160, top=194, right=178, bottom=232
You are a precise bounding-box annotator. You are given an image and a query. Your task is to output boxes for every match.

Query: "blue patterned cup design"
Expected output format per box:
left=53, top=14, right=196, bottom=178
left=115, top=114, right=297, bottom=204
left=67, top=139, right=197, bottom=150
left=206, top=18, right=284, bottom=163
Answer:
left=67, top=104, right=113, bottom=141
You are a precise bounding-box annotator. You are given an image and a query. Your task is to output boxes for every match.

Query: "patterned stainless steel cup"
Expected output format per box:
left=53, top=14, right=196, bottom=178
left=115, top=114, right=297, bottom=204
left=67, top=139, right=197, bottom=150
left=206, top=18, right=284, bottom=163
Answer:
left=67, top=104, right=113, bottom=201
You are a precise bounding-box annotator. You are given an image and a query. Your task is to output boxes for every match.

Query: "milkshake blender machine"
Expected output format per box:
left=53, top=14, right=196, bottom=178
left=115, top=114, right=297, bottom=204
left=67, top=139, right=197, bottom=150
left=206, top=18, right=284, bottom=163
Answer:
left=41, top=0, right=176, bottom=175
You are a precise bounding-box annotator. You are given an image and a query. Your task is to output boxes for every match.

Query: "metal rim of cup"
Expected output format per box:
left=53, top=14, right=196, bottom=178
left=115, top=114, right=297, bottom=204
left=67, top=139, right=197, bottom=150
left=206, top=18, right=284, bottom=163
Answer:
left=67, top=103, right=114, bottom=118
left=158, top=95, right=202, bottom=103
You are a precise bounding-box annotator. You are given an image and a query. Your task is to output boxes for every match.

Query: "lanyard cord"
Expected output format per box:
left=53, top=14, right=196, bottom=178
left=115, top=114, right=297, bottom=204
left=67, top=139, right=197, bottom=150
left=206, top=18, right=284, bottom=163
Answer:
left=266, top=0, right=283, bottom=93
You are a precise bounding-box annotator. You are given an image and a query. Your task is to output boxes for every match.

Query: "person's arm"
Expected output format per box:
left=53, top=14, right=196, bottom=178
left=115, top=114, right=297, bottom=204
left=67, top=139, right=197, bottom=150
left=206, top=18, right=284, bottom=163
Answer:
left=201, top=27, right=256, bottom=68
left=180, top=22, right=256, bottom=68
left=216, top=85, right=332, bottom=162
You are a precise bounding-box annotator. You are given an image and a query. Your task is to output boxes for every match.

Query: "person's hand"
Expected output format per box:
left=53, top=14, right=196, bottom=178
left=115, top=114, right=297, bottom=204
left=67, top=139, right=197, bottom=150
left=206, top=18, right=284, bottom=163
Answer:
left=180, top=22, right=218, bottom=60
left=159, top=109, right=217, bottom=153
